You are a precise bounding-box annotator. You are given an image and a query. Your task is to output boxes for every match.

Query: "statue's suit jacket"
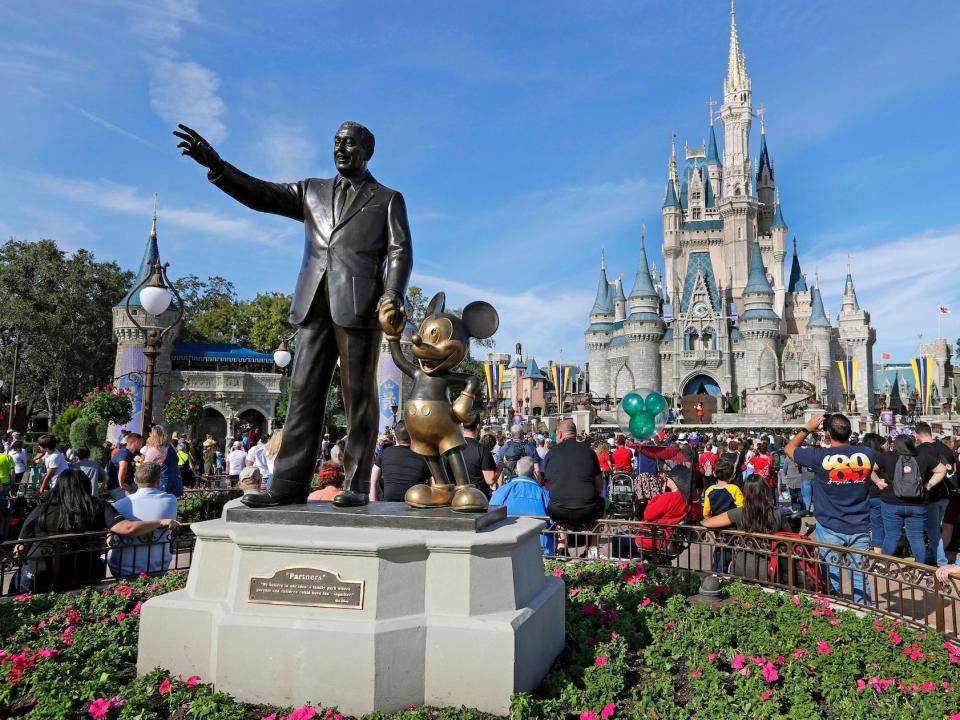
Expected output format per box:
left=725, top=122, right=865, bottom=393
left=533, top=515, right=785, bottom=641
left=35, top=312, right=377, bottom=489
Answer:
left=210, top=163, right=412, bottom=328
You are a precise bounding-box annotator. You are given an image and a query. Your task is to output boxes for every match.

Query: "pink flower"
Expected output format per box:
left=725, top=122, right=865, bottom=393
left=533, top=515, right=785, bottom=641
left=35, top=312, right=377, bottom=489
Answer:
left=601, top=704, right=616, bottom=719
left=641, top=598, right=652, bottom=607
left=829, top=619, right=842, bottom=626
left=595, top=655, right=609, bottom=667
left=888, top=631, right=902, bottom=645
left=115, top=613, right=126, bottom=623
left=791, top=595, right=801, bottom=605
left=158, top=678, right=172, bottom=694
left=73, top=400, right=81, bottom=407
left=580, top=712, right=598, bottom=720
left=104, top=384, right=113, bottom=391
left=793, top=648, right=809, bottom=660
left=856, top=679, right=866, bottom=693
left=731, top=654, right=746, bottom=670
left=115, top=585, right=133, bottom=596
left=663, top=620, right=676, bottom=631
left=759, top=691, right=772, bottom=701
left=738, top=667, right=751, bottom=677
left=707, top=653, right=718, bottom=661
left=816, top=641, right=831, bottom=655
left=554, top=567, right=565, bottom=576
left=950, top=714, right=960, bottom=720
left=261, top=715, right=277, bottom=720
left=583, top=603, right=596, bottom=616
left=88, top=698, right=111, bottom=719
left=775, top=655, right=785, bottom=665
left=690, top=667, right=702, bottom=678
left=287, top=707, right=317, bottom=720
left=761, top=663, right=779, bottom=683
left=94, top=386, right=101, bottom=392
left=569, top=588, right=579, bottom=597
left=186, top=675, right=201, bottom=687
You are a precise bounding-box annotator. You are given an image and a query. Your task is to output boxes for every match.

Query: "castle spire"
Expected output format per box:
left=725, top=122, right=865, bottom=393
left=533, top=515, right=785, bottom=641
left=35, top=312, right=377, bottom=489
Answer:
left=787, top=236, right=808, bottom=292
left=808, top=286, right=831, bottom=328
left=744, top=240, right=774, bottom=295
left=842, top=258, right=861, bottom=312
left=116, top=197, right=163, bottom=309
left=150, top=193, right=158, bottom=238
left=590, top=249, right=614, bottom=316
left=727, top=0, right=746, bottom=90
left=630, top=224, right=659, bottom=299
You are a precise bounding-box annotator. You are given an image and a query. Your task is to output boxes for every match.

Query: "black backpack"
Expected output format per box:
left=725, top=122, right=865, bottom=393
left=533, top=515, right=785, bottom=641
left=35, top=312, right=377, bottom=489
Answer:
left=502, top=441, right=525, bottom=476
left=892, top=454, right=924, bottom=500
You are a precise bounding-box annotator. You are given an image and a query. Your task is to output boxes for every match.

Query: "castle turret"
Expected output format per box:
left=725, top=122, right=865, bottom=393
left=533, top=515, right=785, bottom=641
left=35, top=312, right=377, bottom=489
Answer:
left=756, top=124, right=775, bottom=223
left=662, top=136, right=682, bottom=299
left=585, top=251, right=616, bottom=397
left=706, top=121, right=721, bottom=201
left=769, top=191, right=788, bottom=316
left=112, top=203, right=180, bottom=438
left=613, top=276, right=627, bottom=322
left=720, top=0, right=752, bottom=199
left=784, top=237, right=811, bottom=334
left=837, top=265, right=875, bottom=412
left=806, top=285, right=833, bottom=403
left=625, top=227, right=665, bottom=392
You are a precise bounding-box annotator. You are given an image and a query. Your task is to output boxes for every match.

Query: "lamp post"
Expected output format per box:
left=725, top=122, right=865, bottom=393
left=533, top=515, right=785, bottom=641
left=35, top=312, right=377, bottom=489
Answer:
left=3, top=333, right=19, bottom=433
left=124, top=261, right=183, bottom=435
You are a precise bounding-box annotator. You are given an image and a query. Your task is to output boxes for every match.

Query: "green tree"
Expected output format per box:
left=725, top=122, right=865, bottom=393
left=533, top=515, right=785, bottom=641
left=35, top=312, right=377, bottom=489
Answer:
left=172, top=274, right=238, bottom=343
left=246, top=292, right=295, bottom=353
left=0, top=239, right=132, bottom=422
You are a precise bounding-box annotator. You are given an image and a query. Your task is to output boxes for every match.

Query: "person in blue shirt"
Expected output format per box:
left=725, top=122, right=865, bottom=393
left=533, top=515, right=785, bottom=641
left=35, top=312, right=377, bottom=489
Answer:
left=787, top=413, right=874, bottom=604
left=489, top=457, right=553, bottom=554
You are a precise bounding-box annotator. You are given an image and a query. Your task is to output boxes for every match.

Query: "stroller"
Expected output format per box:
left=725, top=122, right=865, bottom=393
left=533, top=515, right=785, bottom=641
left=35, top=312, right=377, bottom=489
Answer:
left=608, top=472, right=639, bottom=520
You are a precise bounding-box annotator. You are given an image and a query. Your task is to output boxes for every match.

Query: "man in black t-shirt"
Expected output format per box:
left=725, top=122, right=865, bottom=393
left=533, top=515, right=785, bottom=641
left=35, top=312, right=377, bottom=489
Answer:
left=369, top=422, right=431, bottom=502
left=914, top=422, right=955, bottom=566
left=543, top=419, right=605, bottom=525
left=460, top=417, right=497, bottom=498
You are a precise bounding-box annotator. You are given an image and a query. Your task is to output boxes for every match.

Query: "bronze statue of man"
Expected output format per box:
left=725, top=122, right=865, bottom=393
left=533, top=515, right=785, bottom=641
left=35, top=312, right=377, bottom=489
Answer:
left=174, top=122, right=412, bottom=507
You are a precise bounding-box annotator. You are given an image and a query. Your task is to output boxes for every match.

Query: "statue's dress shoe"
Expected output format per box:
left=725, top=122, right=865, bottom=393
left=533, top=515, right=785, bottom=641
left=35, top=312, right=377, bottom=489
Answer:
left=240, top=491, right=303, bottom=508
left=332, top=490, right=369, bottom=507
left=404, top=483, right=455, bottom=508
left=450, top=485, right=488, bottom=513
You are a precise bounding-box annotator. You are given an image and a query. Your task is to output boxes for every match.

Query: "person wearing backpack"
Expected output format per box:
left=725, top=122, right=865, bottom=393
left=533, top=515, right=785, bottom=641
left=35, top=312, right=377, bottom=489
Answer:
left=496, top=430, right=527, bottom=482
left=873, top=434, right=947, bottom=564
left=913, top=423, right=955, bottom=566
left=787, top=413, right=876, bottom=604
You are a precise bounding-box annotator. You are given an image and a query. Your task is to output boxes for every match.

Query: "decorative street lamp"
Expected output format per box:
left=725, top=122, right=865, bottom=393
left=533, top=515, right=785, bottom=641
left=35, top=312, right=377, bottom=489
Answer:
left=273, top=335, right=293, bottom=369
left=124, top=260, right=183, bottom=434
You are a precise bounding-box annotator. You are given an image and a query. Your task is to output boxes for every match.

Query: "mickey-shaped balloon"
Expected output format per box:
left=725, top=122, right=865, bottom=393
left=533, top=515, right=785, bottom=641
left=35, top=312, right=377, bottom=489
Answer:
left=379, top=291, right=499, bottom=512
left=619, top=389, right=668, bottom=440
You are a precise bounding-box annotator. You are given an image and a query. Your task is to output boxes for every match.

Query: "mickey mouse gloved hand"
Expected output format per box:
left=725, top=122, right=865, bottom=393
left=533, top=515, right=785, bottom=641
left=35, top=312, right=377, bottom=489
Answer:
left=451, top=390, right=476, bottom=424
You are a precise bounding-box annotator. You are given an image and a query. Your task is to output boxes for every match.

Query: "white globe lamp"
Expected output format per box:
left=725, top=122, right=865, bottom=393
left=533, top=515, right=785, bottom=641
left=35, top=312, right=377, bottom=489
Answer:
left=140, top=285, right=173, bottom=316
left=273, top=337, right=292, bottom=368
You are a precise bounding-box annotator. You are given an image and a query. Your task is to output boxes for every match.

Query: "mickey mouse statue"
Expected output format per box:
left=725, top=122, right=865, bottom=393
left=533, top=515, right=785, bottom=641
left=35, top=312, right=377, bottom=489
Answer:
left=379, top=292, right=499, bottom=512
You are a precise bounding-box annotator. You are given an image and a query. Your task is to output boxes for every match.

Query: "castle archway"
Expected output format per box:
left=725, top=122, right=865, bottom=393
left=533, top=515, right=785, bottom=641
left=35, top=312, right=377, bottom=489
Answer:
left=681, top=373, right=721, bottom=397
left=679, top=372, right=721, bottom=424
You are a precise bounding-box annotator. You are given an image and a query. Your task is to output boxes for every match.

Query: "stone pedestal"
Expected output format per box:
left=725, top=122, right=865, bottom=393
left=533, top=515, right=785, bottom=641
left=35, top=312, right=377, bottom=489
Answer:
left=572, top=409, right=592, bottom=434
left=138, top=502, right=565, bottom=716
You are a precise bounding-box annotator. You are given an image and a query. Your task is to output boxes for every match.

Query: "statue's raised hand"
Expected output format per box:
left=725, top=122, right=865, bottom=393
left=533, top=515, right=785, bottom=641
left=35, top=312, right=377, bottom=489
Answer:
left=173, top=124, right=223, bottom=173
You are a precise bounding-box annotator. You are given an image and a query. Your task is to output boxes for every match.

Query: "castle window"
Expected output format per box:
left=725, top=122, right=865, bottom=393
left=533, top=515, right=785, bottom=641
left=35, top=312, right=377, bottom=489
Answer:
left=692, top=191, right=701, bottom=202
left=692, top=208, right=701, bottom=220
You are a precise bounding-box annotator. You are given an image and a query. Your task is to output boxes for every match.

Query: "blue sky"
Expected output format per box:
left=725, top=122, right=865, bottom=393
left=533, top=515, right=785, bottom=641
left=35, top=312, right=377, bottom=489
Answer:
left=2, top=1, right=959, bottom=365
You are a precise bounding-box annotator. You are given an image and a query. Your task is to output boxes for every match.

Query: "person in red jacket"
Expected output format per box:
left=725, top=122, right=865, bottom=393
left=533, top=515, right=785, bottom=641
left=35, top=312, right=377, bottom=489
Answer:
left=636, top=468, right=691, bottom=551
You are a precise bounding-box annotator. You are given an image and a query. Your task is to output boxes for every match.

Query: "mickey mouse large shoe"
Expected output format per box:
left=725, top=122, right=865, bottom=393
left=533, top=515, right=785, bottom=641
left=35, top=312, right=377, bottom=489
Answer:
left=404, top=483, right=456, bottom=508
left=450, top=485, right=488, bottom=513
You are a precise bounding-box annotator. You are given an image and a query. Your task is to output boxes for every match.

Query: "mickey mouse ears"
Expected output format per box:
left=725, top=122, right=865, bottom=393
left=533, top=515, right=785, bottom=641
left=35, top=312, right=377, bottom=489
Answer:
left=462, top=300, right=499, bottom=340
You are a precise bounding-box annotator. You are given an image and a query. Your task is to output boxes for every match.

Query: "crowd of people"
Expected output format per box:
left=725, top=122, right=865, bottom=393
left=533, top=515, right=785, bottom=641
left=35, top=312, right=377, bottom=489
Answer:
left=0, top=424, right=285, bottom=592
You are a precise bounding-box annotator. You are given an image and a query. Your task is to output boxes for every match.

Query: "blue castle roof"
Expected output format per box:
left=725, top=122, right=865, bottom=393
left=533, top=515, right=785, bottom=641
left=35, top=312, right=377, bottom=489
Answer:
left=771, top=201, right=787, bottom=229
left=172, top=343, right=274, bottom=364
left=522, top=357, right=547, bottom=379
left=117, top=224, right=178, bottom=310
left=787, top=239, right=808, bottom=292
left=590, top=264, right=614, bottom=315
left=807, top=287, right=831, bottom=328
left=679, top=251, right=721, bottom=313
left=613, top=277, right=626, bottom=303
left=662, top=179, right=679, bottom=208
left=743, top=241, right=774, bottom=295
left=757, top=133, right=774, bottom=183
left=706, top=124, right=720, bottom=165
left=844, top=273, right=861, bottom=311
left=629, top=235, right=659, bottom=298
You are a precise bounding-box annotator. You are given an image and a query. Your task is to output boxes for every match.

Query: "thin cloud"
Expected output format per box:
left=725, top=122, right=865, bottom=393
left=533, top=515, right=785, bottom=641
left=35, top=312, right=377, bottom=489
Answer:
left=32, top=174, right=294, bottom=248
left=148, top=55, right=227, bottom=143
left=28, top=87, right=154, bottom=148
left=261, top=128, right=318, bottom=180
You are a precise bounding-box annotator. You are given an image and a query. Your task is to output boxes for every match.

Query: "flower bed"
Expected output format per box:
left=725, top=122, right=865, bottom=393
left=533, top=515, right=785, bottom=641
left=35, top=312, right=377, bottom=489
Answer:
left=1, top=565, right=958, bottom=719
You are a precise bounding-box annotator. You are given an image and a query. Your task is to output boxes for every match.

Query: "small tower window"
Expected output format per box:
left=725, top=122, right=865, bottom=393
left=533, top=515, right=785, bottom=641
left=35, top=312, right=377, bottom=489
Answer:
left=692, top=209, right=701, bottom=220
left=692, top=191, right=701, bottom=202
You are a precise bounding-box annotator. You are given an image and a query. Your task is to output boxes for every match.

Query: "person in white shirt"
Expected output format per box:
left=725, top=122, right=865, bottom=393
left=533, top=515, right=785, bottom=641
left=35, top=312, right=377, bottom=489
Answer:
left=37, top=435, right=70, bottom=495
left=226, top=442, right=247, bottom=481
left=8, top=440, right=29, bottom=487
left=107, top=462, right=178, bottom=578
left=246, top=436, right=271, bottom=479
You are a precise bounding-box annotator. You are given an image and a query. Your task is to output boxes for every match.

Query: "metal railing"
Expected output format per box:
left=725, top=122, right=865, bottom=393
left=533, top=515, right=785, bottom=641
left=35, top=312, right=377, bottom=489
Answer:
left=537, top=518, right=960, bottom=637
left=0, top=528, right=197, bottom=596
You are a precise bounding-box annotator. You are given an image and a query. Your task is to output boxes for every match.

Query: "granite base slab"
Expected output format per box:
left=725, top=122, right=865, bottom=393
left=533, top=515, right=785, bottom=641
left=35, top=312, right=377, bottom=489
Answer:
left=137, top=511, right=564, bottom=716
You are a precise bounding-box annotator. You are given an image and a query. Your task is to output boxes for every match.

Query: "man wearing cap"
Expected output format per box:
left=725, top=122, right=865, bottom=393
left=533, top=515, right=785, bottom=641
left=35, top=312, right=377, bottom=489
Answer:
left=226, top=442, right=248, bottom=484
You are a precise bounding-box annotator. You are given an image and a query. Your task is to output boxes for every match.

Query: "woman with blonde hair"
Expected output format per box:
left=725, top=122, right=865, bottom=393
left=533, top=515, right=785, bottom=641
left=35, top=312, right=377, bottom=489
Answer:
left=141, top=426, right=183, bottom=497
left=263, top=427, right=283, bottom=492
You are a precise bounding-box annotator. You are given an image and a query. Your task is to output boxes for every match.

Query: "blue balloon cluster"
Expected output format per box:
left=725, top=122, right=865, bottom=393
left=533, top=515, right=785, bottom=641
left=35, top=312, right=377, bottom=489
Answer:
left=621, top=390, right=668, bottom=440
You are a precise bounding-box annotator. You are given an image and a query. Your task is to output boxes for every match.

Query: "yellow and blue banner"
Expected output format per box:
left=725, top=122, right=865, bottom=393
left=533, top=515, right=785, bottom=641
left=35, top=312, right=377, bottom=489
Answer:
left=910, top=356, right=934, bottom=414
left=836, top=359, right=858, bottom=398
left=483, top=361, right=504, bottom=402
left=550, top=364, right=571, bottom=414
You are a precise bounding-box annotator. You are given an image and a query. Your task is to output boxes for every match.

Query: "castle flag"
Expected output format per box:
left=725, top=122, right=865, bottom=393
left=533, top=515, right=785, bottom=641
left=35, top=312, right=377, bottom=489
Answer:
left=550, top=364, right=570, bottom=415
left=483, top=361, right=504, bottom=403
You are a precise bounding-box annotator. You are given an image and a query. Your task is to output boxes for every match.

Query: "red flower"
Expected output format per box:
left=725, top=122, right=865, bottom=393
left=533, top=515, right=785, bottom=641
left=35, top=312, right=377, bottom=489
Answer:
left=595, top=655, right=608, bottom=667
left=600, top=704, right=616, bottom=719
left=583, top=603, right=596, bottom=616
left=88, top=698, right=111, bottom=719
left=816, top=641, right=831, bottom=655
left=580, top=712, right=598, bottom=720
left=759, top=691, right=772, bottom=701
left=158, top=678, right=172, bottom=694
left=186, top=675, right=201, bottom=687
left=888, top=631, right=902, bottom=645
left=690, top=667, right=702, bottom=678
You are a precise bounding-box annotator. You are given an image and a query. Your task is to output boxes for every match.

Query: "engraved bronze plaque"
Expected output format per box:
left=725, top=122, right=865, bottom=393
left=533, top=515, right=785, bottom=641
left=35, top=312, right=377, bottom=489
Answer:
left=248, top=567, right=364, bottom=609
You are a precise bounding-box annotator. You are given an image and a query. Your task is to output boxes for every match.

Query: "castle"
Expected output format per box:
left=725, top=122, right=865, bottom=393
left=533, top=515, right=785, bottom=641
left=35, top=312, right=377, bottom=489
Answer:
left=585, top=1, right=875, bottom=422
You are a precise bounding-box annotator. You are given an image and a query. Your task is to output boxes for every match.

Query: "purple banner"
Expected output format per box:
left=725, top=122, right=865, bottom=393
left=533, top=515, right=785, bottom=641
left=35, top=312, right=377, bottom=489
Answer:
left=115, top=345, right=145, bottom=440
